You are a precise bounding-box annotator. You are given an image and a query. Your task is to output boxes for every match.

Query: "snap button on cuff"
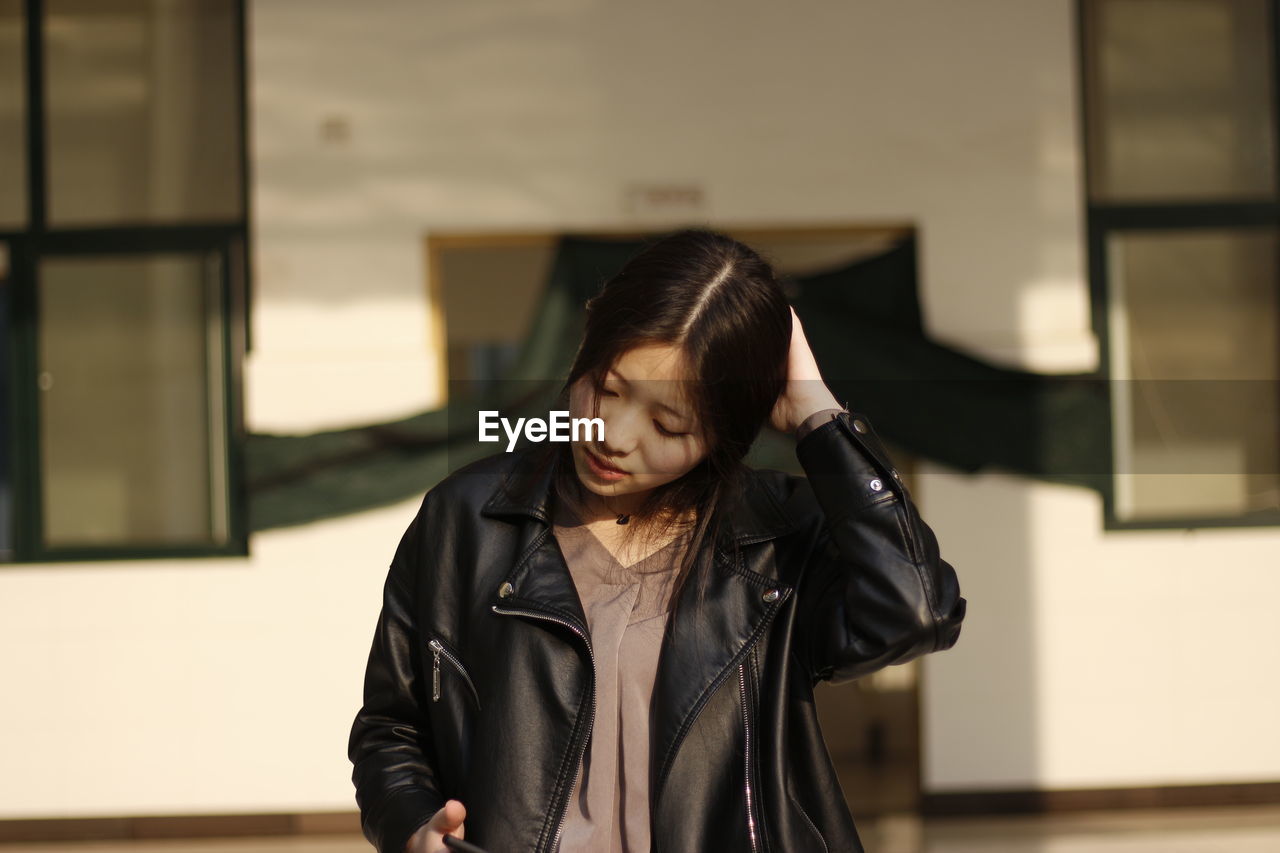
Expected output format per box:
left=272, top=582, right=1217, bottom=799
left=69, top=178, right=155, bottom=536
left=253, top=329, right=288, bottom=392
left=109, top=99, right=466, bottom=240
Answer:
left=498, top=582, right=514, bottom=598
left=869, top=478, right=883, bottom=491
left=762, top=588, right=780, bottom=603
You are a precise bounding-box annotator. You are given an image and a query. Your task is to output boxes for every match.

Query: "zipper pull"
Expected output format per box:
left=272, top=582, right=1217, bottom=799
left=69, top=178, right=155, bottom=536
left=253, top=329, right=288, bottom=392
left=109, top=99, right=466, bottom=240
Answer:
left=430, top=639, right=442, bottom=702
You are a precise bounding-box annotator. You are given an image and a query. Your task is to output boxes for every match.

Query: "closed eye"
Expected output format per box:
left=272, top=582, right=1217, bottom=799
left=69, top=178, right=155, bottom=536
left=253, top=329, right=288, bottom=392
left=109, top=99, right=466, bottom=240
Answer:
left=654, top=420, right=687, bottom=438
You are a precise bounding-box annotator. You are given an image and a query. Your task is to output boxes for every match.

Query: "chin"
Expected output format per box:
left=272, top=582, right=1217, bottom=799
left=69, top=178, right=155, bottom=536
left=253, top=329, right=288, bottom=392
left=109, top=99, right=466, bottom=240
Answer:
left=574, top=473, right=611, bottom=496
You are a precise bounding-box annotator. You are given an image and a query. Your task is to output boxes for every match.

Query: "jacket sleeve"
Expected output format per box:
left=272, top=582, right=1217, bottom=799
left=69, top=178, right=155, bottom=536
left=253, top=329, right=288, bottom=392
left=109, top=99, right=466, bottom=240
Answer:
left=348, top=503, right=446, bottom=853
left=790, top=409, right=967, bottom=685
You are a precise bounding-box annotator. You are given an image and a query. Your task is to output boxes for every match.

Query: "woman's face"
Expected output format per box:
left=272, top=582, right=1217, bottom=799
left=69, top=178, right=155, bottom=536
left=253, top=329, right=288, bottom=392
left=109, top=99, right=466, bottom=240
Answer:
left=568, top=343, right=709, bottom=504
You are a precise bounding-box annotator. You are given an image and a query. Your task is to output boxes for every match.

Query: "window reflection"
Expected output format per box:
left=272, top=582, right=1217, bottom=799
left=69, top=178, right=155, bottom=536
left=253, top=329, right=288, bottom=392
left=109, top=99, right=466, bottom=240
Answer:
left=1107, top=228, right=1280, bottom=521
left=45, top=0, right=241, bottom=226
left=38, top=253, right=230, bottom=547
left=1084, top=0, right=1277, bottom=202
left=0, top=0, right=25, bottom=227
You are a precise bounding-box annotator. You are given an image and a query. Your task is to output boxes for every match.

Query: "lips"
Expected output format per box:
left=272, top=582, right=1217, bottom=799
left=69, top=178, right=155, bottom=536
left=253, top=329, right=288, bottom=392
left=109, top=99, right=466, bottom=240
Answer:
left=586, top=445, right=629, bottom=479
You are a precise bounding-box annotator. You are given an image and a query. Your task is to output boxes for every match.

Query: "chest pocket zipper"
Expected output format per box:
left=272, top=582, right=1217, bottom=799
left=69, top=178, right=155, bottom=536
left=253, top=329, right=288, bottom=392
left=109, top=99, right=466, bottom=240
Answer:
left=428, top=637, right=481, bottom=710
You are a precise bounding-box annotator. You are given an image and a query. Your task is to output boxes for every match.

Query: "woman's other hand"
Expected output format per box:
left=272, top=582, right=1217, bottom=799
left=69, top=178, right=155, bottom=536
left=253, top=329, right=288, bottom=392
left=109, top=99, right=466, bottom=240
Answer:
left=770, top=307, right=841, bottom=434
left=405, top=799, right=467, bottom=853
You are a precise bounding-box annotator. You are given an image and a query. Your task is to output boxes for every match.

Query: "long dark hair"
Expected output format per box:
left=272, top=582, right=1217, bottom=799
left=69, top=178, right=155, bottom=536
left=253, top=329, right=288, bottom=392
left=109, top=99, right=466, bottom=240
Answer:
left=549, top=227, right=792, bottom=613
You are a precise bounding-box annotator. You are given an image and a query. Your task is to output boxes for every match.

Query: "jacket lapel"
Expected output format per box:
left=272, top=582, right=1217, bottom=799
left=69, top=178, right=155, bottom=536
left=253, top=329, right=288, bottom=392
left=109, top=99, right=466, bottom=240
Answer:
left=648, top=473, right=799, bottom=810
left=481, top=447, right=592, bottom=635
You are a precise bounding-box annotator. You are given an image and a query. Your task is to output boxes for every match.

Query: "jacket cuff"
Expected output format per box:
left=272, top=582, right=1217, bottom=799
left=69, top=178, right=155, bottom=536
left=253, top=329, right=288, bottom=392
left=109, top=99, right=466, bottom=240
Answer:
left=795, top=410, right=904, bottom=515
left=368, top=786, right=443, bottom=853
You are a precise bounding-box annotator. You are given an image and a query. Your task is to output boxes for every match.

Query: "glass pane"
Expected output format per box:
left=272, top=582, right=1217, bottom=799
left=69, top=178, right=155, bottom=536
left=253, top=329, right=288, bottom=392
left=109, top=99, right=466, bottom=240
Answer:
left=38, top=252, right=230, bottom=548
left=1107, top=228, right=1280, bottom=522
left=0, top=0, right=24, bottom=227
left=45, top=0, right=241, bottom=226
left=1084, top=0, right=1277, bottom=202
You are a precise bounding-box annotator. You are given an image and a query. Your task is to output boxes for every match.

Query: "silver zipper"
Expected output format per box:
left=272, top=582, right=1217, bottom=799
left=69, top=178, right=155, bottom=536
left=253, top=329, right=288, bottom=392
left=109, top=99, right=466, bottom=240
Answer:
left=431, top=642, right=440, bottom=701
left=738, top=662, right=759, bottom=853
left=428, top=637, right=480, bottom=708
left=492, top=604, right=596, bottom=853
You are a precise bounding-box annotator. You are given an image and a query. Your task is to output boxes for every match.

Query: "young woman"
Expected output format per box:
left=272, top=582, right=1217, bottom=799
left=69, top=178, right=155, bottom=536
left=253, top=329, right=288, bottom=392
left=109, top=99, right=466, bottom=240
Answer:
left=348, top=228, right=967, bottom=853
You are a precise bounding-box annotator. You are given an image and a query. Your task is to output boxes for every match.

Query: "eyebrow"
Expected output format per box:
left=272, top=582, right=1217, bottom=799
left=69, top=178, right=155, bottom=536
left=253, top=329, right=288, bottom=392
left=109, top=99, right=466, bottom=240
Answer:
left=607, top=369, right=691, bottom=422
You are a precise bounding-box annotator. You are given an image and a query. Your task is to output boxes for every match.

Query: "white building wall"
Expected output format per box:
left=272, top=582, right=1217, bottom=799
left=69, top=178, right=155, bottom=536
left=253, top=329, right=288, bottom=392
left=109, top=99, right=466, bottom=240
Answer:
left=2, top=0, right=1276, bottom=817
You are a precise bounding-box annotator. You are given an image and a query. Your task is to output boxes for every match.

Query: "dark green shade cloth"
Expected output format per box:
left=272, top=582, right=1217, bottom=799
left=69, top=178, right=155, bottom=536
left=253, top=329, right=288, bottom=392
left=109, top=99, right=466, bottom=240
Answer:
left=246, top=233, right=1110, bottom=532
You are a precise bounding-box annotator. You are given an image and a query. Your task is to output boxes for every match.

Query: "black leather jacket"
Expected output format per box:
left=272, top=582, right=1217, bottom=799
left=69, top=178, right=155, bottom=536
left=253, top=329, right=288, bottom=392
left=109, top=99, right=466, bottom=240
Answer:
left=349, top=410, right=967, bottom=853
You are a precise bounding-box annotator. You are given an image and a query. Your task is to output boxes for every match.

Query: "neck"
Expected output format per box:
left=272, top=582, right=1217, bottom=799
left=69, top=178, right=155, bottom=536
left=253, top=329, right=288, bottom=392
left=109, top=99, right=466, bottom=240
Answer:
left=575, top=486, right=647, bottom=524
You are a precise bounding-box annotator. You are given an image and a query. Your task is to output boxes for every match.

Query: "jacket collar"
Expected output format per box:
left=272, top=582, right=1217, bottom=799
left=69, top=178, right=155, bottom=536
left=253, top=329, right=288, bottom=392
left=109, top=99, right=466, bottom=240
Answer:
left=480, top=444, right=799, bottom=544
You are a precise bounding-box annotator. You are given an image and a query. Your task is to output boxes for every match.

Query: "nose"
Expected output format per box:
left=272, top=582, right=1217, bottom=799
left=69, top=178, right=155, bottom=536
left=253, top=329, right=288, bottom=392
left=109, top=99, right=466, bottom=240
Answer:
left=598, top=407, right=640, bottom=458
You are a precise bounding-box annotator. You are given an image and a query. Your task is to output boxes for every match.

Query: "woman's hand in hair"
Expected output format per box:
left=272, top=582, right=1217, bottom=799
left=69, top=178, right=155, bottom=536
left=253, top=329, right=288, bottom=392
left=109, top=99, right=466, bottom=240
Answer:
left=405, top=799, right=467, bottom=853
left=770, top=307, right=841, bottom=434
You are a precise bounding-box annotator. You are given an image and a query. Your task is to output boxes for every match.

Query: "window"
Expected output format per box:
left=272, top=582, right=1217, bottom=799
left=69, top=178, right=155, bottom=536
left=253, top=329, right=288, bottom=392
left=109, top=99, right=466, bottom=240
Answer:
left=1, top=0, right=248, bottom=561
left=1080, top=0, right=1280, bottom=527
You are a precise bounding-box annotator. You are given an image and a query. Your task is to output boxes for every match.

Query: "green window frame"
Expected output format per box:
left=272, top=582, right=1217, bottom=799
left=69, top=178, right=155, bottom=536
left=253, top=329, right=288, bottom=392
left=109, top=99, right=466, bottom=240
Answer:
left=1, top=0, right=250, bottom=561
left=1078, top=0, right=1280, bottom=530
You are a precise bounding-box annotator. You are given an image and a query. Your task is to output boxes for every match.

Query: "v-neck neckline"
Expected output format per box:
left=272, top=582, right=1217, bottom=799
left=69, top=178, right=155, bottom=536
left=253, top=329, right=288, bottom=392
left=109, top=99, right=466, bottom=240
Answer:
left=581, top=523, right=685, bottom=572
left=551, top=497, right=688, bottom=572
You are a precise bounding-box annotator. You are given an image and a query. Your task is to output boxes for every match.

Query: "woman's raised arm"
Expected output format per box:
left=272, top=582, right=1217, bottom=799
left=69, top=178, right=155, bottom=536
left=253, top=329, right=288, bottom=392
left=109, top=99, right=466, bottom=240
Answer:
left=771, top=307, right=965, bottom=684
left=789, top=409, right=967, bottom=684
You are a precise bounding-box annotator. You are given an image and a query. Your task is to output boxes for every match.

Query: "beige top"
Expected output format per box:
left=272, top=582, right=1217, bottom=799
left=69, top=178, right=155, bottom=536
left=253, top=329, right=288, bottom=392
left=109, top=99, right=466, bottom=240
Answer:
left=550, top=499, right=688, bottom=853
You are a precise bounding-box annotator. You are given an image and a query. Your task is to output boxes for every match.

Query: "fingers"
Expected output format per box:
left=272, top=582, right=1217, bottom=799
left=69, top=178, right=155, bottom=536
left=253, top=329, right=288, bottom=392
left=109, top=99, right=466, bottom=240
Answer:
left=407, top=800, right=467, bottom=853
left=443, top=799, right=467, bottom=831
left=431, top=799, right=467, bottom=836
